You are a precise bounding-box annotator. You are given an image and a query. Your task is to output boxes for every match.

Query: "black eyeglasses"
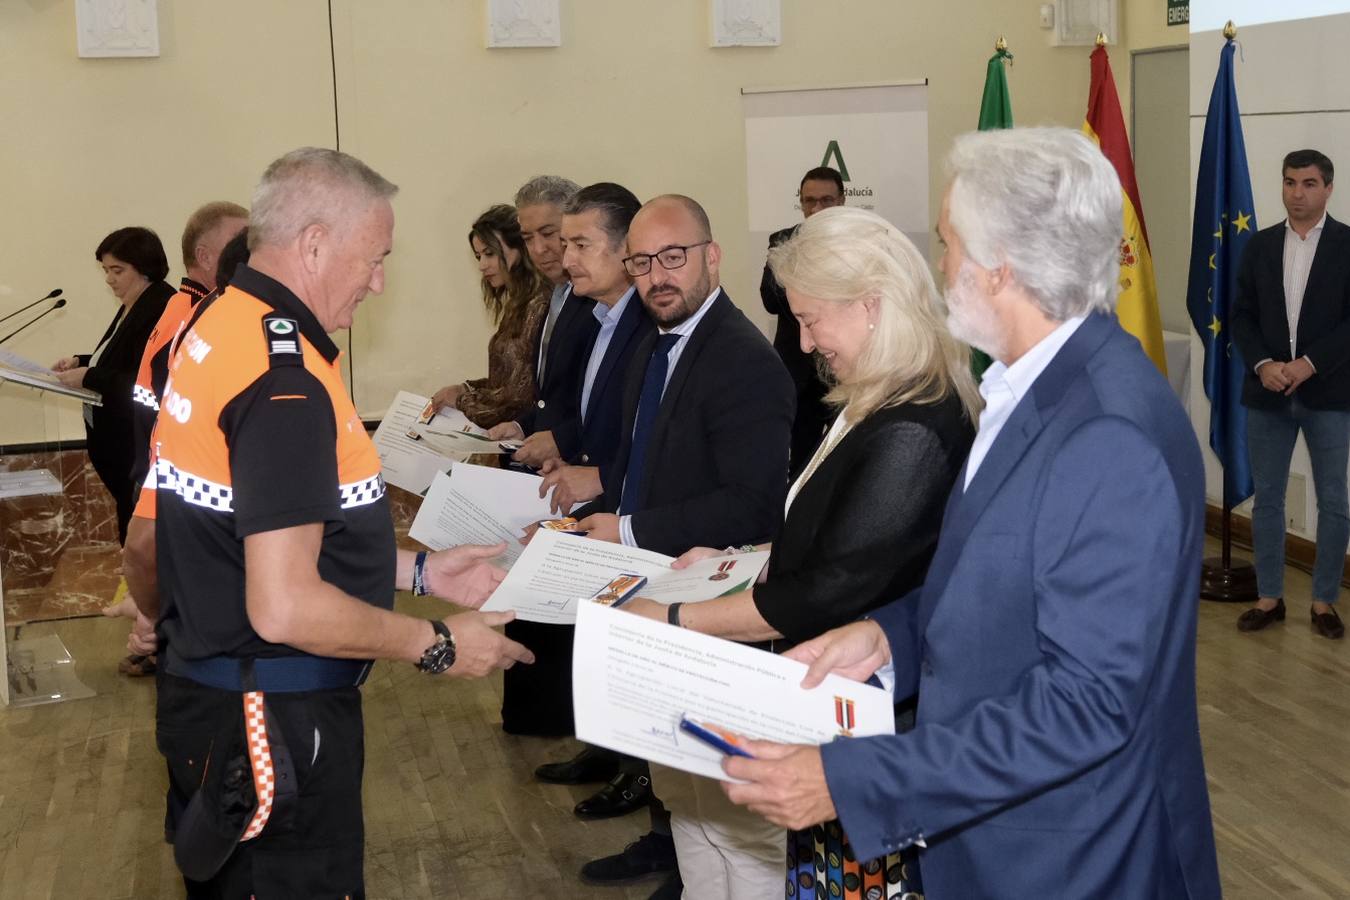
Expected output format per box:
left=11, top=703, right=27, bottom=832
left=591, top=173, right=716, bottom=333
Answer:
left=622, top=241, right=711, bottom=277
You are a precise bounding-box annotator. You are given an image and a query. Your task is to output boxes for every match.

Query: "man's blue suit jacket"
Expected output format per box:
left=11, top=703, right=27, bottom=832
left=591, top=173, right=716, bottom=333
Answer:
left=552, top=291, right=654, bottom=486
left=823, top=313, right=1222, bottom=899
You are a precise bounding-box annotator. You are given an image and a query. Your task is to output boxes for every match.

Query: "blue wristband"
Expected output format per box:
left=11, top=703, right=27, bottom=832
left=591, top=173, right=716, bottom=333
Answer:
left=412, top=551, right=430, bottom=596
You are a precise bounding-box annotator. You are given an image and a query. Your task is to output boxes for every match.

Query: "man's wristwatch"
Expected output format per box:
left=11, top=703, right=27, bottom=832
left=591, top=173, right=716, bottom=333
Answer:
left=416, top=619, right=456, bottom=674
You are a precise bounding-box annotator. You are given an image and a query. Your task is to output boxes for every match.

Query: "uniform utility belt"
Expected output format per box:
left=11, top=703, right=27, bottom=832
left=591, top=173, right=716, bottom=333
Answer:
left=166, top=650, right=371, bottom=692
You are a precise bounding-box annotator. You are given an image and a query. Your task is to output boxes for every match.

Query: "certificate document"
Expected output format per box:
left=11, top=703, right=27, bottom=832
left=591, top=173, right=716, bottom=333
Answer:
left=0, top=348, right=101, bottom=404
left=481, top=529, right=770, bottom=624
left=573, top=600, right=895, bottom=780
left=408, top=465, right=560, bottom=567
left=371, top=390, right=461, bottom=494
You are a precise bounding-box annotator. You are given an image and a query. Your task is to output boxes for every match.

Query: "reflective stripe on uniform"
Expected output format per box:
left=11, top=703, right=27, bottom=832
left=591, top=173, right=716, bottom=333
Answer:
left=133, top=383, right=161, bottom=411
left=338, top=474, right=385, bottom=510
left=155, top=460, right=386, bottom=513
left=154, top=457, right=235, bottom=513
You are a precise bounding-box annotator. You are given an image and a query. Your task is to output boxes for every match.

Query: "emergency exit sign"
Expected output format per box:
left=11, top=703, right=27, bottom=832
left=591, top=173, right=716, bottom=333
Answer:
left=1168, top=0, right=1189, bottom=26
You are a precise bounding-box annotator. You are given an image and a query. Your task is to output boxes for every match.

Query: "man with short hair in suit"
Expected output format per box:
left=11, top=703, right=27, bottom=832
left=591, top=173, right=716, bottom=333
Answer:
left=761, top=166, right=844, bottom=476
left=488, top=175, right=601, bottom=737
left=1232, top=149, right=1350, bottom=640
left=721, top=127, right=1222, bottom=900
left=488, top=176, right=599, bottom=470
left=524, top=184, right=657, bottom=802
left=567, top=194, right=795, bottom=900
left=513, top=182, right=652, bottom=746
left=537, top=183, right=655, bottom=510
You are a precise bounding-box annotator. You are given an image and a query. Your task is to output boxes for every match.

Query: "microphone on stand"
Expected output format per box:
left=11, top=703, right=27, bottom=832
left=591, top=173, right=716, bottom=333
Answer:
left=0, top=297, right=68, bottom=346
left=0, top=288, right=62, bottom=325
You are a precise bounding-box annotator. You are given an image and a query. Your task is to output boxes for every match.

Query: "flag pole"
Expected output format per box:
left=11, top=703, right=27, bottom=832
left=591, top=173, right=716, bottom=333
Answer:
left=1189, top=19, right=1258, bottom=602
left=1200, top=483, right=1259, bottom=602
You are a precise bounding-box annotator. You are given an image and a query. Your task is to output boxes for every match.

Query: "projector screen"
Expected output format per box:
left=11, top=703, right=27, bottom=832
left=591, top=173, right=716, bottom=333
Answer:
left=1190, top=0, right=1350, bottom=32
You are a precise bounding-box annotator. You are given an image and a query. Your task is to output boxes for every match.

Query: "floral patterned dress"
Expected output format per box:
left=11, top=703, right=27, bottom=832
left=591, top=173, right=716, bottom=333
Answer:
left=457, top=287, right=549, bottom=429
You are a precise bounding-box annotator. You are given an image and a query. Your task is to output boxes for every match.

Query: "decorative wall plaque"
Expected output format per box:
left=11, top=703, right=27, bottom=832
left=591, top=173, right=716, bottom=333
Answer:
left=486, top=0, right=561, bottom=48
left=710, top=0, right=781, bottom=48
left=76, top=0, right=160, bottom=58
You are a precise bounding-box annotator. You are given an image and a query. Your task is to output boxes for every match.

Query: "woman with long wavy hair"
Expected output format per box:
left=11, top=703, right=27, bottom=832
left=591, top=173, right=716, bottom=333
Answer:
left=431, top=204, right=549, bottom=428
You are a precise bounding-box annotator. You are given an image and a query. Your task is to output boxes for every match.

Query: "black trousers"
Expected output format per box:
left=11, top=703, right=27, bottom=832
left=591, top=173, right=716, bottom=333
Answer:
left=157, top=673, right=367, bottom=898
left=87, top=438, right=136, bottom=545
left=501, top=619, right=575, bottom=736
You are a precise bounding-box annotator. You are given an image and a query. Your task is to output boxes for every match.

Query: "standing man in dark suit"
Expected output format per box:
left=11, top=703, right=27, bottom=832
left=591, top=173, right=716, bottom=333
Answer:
left=567, top=195, right=794, bottom=900
left=487, top=176, right=600, bottom=469
left=503, top=183, right=653, bottom=742
left=722, top=128, right=1222, bottom=900
left=539, top=183, right=654, bottom=506
left=1232, top=149, right=1350, bottom=640
left=761, top=166, right=844, bottom=475
left=487, top=175, right=600, bottom=736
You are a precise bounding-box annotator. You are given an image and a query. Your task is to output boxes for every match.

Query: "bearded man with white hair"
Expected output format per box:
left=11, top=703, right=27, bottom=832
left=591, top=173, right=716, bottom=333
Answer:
left=720, top=127, right=1223, bottom=899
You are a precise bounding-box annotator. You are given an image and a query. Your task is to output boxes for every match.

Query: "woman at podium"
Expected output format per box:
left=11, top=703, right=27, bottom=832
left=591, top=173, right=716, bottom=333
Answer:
left=52, top=226, right=175, bottom=544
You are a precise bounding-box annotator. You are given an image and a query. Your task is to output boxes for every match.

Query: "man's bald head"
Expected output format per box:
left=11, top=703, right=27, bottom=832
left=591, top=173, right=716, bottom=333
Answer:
left=634, top=194, right=713, bottom=242
left=626, top=195, right=720, bottom=327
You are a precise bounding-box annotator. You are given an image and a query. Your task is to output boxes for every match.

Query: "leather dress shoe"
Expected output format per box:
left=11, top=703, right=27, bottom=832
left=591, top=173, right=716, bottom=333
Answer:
left=579, top=830, right=677, bottom=885
left=1236, top=598, right=1285, bottom=632
left=1312, top=606, right=1345, bottom=639
left=534, top=747, right=620, bottom=785
left=574, top=771, right=652, bottom=820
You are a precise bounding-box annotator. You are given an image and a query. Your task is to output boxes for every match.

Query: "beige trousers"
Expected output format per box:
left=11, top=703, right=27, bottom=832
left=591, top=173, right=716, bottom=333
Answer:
left=650, top=762, right=785, bottom=900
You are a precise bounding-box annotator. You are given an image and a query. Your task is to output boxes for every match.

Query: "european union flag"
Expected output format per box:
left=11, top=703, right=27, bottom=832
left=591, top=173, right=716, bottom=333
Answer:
left=1186, top=40, right=1255, bottom=505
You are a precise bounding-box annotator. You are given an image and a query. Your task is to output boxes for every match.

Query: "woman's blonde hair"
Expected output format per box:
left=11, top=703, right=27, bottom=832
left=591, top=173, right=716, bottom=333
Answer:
left=768, top=206, right=981, bottom=423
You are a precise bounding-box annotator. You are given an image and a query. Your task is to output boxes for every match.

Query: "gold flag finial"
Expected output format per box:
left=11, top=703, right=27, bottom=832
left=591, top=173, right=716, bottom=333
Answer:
left=1223, top=20, right=1237, bottom=40
left=995, top=35, right=1007, bottom=52
left=1095, top=32, right=1108, bottom=47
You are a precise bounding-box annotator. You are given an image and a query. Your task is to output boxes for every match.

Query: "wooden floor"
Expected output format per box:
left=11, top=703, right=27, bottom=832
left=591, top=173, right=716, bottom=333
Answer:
left=3, top=557, right=1349, bottom=899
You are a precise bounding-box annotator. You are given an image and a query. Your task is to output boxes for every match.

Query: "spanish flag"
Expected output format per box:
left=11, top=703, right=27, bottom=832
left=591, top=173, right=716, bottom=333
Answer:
left=1082, top=44, right=1167, bottom=375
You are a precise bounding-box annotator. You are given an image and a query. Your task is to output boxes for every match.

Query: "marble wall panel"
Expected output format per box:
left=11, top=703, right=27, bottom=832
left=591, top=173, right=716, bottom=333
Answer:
left=2, top=449, right=121, bottom=623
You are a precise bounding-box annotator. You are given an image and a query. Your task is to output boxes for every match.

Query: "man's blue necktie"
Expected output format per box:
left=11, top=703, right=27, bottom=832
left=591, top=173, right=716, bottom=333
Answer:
left=619, top=333, right=681, bottom=516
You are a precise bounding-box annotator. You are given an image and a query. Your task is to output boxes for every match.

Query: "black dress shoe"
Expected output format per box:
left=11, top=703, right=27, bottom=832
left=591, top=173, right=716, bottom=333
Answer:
left=1236, top=598, right=1285, bottom=632
left=648, top=872, right=684, bottom=900
left=1312, top=606, right=1345, bottom=639
left=534, top=746, right=620, bottom=785
left=574, top=771, right=652, bottom=820
left=579, top=831, right=677, bottom=885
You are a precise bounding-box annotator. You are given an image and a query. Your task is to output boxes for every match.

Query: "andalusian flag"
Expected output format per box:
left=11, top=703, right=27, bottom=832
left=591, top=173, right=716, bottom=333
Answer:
left=1083, top=44, right=1168, bottom=375
left=978, top=44, right=1013, bottom=131
left=969, top=44, right=1014, bottom=379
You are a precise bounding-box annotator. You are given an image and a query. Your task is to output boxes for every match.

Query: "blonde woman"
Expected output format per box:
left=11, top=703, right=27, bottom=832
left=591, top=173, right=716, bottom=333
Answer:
left=620, top=206, right=980, bottom=899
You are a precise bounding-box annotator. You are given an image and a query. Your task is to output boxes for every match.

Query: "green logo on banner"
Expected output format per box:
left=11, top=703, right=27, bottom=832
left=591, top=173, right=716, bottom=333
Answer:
left=820, top=140, right=850, bottom=181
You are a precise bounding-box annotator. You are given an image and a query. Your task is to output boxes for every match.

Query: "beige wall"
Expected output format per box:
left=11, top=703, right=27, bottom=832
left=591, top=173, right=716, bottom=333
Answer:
left=1124, top=0, right=1186, bottom=53
left=1121, top=0, right=1189, bottom=132
left=0, top=0, right=336, bottom=444
left=1, top=0, right=1142, bottom=442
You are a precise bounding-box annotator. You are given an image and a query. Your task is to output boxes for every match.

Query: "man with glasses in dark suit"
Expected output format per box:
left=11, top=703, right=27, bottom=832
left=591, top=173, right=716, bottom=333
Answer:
left=563, top=194, right=794, bottom=900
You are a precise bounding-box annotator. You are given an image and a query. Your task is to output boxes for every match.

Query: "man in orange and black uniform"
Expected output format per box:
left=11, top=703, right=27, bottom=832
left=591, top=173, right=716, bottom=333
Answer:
left=129, top=201, right=249, bottom=478
left=118, top=203, right=247, bottom=675
left=151, top=147, right=533, bottom=897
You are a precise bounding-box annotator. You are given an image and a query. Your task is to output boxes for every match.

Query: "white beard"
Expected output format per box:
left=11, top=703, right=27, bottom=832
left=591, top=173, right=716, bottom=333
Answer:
left=945, top=261, right=1005, bottom=361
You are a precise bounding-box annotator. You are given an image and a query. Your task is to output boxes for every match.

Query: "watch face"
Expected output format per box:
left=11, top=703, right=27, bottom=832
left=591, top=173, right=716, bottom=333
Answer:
left=420, top=637, right=456, bottom=674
